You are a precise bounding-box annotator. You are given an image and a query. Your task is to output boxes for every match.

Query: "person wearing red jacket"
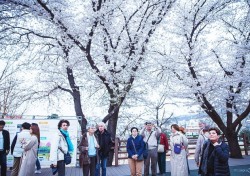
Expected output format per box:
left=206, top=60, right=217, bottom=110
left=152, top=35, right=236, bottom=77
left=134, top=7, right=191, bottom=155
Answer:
left=157, top=132, right=169, bottom=174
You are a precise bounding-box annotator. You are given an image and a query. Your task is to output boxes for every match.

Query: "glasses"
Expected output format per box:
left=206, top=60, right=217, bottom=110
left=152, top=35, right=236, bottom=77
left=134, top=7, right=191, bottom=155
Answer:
left=62, top=124, right=68, bottom=126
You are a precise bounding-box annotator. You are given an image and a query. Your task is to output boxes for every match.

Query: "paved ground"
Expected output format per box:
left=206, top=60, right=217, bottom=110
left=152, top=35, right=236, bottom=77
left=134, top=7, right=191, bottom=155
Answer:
left=6, top=156, right=250, bottom=176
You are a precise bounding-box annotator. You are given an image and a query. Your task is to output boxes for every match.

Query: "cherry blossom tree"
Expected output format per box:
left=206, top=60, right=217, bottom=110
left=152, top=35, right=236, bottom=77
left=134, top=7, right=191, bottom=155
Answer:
left=151, top=0, right=250, bottom=158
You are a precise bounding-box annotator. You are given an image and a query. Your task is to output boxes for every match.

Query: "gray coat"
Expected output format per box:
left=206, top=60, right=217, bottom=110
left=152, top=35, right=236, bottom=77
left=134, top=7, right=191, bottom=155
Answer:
left=18, top=135, right=38, bottom=176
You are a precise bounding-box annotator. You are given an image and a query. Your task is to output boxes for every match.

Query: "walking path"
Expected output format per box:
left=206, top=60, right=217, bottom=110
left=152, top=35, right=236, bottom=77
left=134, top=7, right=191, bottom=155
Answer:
left=6, top=156, right=250, bottom=176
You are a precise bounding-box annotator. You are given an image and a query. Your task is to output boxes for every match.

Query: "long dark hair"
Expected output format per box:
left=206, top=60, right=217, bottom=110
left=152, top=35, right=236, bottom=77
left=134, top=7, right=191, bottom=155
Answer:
left=31, top=125, right=40, bottom=143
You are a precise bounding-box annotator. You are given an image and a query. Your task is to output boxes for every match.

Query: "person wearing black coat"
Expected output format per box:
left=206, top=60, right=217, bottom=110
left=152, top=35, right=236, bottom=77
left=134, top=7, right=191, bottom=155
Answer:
left=0, top=120, right=10, bottom=176
left=94, top=122, right=112, bottom=176
left=199, top=127, right=230, bottom=176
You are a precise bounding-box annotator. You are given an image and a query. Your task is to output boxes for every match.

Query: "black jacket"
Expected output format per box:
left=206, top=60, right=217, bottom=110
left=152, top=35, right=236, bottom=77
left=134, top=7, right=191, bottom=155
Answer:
left=1, top=130, right=10, bottom=152
left=199, top=140, right=230, bottom=176
left=95, top=129, right=112, bottom=157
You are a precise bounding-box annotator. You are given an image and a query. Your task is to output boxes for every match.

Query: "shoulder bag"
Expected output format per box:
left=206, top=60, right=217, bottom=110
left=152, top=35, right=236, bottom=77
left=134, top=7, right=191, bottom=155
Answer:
left=131, top=139, right=144, bottom=161
left=173, top=135, right=183, bottom=154
left=157, top=135, right=165, bottom=153
left=59, top=147, right=71, bottom=165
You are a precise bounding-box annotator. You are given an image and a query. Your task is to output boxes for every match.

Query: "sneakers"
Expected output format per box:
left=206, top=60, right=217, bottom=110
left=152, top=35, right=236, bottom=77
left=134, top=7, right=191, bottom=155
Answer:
left=35, top=170, right=42, bottom=174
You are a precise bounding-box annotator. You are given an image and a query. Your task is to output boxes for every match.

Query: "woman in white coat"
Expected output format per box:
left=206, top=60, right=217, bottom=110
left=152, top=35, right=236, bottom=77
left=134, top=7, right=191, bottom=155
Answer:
left=50, top=120, right=73, bottom=176
left=170, top=124, right=189, bottom=176
left=18, top=124, right=39, bottom=176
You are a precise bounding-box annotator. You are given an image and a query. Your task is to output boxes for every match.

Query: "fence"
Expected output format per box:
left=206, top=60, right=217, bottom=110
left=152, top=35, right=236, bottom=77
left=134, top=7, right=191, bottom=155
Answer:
left=114, top=133, right=250, bottom=166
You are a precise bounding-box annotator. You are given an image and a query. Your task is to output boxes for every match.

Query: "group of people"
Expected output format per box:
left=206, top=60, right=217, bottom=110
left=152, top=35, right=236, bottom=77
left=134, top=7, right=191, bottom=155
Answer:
left=0, top=119, right=231, bottom=176
left=0, top=119, right=74, bottom=176
left=126, top=121, right=230, bottom=176
left=0, top=120, right=41, bottom=176
left=78, top=122, right=113, bottom=176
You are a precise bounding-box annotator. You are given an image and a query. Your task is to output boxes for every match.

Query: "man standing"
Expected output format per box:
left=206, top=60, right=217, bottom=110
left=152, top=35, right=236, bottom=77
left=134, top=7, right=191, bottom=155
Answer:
left=140, top=122, right=161, bottom=176
left=11, top=122, right=31, bottom=176
left=95, top=122, right=112, bottom=176
left=0, top=120, right=10, bottom=176
left=195, top=125, right=210, bottom=167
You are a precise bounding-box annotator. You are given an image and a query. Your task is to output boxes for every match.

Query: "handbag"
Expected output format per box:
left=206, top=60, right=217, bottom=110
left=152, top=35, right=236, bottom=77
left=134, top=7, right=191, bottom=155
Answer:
left=59, top=147, right=72, bottom=165
left=158, top=144, right=165, bottom=153
left=157, top=135, right=165, bottom=153
left=131, top=139, right=144, bottom=161
left=174, top=143, right=182, bottom=154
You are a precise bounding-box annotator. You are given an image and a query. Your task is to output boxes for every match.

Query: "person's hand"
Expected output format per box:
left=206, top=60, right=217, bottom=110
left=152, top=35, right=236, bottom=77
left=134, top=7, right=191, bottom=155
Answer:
left=52, top=164, right=57, bottom=167
left=85, top=147, right=88, bottom=150
left=6, top=150, right=9, bottom=155
left=96, top=144, right=100, bottom=148
left=197, top=162, right=200, bottom=167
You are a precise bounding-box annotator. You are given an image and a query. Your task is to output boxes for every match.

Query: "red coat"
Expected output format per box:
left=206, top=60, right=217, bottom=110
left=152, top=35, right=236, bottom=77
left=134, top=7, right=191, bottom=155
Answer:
left=159, top=133, right=169, bottom=151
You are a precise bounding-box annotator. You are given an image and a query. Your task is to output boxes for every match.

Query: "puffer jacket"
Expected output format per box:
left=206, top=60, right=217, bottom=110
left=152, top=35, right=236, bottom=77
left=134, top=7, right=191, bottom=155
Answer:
left=199, top=139, right=230, bottom=176
left=50, top=130, right=68, bottom=165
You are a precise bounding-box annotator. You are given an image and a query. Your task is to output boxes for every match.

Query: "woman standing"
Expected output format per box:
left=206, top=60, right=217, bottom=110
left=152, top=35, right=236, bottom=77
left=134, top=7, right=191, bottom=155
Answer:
left=50, top=119, right=74, bottom=176
left=157, top=131, right=169, bottom=175
left=18, top=124, right=40, bottom=176
left=126, top=127, right=145, bottom=176
left=78, top=124, right=99, bottom=176
left=199, top=127, right=230, bottom=176
left=170, top=124, right=189, bottom=176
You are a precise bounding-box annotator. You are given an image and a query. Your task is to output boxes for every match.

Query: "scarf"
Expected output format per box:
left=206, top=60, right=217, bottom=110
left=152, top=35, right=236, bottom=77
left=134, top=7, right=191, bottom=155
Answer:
left=87, top=132, right=98, bottom=148
left=60, top=129, right=74, bottom=152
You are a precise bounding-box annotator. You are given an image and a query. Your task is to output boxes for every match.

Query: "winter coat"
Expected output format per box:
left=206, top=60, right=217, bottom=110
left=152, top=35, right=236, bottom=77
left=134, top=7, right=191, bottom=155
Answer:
left=195, top=132, right=209, bottom=164
left=126, top=135, right=145, bottom=159
left=1, top=129, right=10, bottom=153
left=50, top=129, right=68, bottom=165
left=18, top=135, right=38, bottom=176
left=159, top=133, right=169, bottom=151
left=12, top=130, right=31, bottom=157
left=78, top=132, right=99, bottom=167
left=199, top=139, right=230, bottom=176
left=95, top=129, right=112, bottom=158
left=170, top=131, right=189, bottom=176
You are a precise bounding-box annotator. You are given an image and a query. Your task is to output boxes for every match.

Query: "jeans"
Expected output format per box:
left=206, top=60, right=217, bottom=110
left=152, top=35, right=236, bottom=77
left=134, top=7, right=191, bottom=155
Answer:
left=95, top=157, right=107, bottom=176
left=0, top=151, right=7, bottom=176
left=36, top=150, right=41, bottom=170
left=36, top=158, right=41, bottom=170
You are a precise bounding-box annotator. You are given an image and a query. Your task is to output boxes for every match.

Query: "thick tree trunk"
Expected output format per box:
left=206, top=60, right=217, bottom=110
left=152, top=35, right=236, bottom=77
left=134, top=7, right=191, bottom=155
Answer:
left=225, top=129, right=243, bottom=158
left=106, top=104, right=120, bottom=166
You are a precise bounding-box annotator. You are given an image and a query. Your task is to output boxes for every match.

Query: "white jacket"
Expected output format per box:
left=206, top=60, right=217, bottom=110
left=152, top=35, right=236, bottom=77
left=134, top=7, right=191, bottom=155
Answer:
left=50, top=130, right=68, bottom=165
left=13, top=130, right=31, bottom=157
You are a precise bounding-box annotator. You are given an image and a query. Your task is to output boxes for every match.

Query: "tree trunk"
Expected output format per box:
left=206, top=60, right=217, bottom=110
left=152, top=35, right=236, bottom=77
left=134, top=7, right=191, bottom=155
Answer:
left=106, top=104, right=120, bottom=166
left=225, top=129, right=243, bottom=158
left=72, top=90, right=87, bottom=133
left=66, top=67, right=87, bottom=132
